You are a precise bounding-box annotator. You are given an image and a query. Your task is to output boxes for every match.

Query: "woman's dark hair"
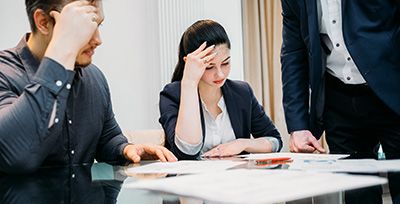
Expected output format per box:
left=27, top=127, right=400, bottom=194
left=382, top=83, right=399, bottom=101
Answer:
left=171, top=19, right=231, bottom=82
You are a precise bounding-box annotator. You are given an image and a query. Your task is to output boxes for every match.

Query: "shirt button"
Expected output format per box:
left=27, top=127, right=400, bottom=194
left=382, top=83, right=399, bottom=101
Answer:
left=56, top=80, right=63, bottom=87
left=347, top=57, right=351, bottom=61
left=71, top=174, right=75, bottom=178
left=346, top=77, right=351, bottom=81
left=336, top=43, right=340, bottom=47
left=54, top=118, right=59, bottom=123
left=332, top=20, right=336, bottom=24
left=71, top=150, right=75, bottom=155
left=66, top=84, right=71, bottom=89
left=68, top=120, right=72, bottom=125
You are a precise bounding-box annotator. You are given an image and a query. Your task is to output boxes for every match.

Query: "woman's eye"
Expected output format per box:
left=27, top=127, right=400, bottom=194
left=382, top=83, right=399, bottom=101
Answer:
left=206, top=66, right=214, bottom=70
left=222, top=61, right=230, bottom=66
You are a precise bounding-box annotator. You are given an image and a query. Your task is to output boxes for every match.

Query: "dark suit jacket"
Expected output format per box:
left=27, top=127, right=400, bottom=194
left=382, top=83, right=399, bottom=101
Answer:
left=159, top=79, right=282, bottom=160
left=281, top=0, right=400, bottom=138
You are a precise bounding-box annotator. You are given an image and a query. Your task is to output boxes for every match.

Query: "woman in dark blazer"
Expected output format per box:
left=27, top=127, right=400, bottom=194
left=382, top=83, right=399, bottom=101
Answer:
left=159, top=20, right=282, bottom=160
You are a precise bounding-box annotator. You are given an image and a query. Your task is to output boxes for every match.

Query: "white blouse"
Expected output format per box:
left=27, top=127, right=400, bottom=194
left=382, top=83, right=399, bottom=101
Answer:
left=174, top=96, right=279, bottom=156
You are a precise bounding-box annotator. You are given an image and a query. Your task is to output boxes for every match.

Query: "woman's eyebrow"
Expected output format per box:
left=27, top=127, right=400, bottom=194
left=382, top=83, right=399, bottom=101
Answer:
left=222, top=56, right=231, bottom=62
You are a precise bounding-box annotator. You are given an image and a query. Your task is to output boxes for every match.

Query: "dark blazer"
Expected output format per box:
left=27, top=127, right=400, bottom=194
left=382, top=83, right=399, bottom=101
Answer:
left=281, top=0, right=400, bottom=138
left=159, top=79, right=282, bottom=160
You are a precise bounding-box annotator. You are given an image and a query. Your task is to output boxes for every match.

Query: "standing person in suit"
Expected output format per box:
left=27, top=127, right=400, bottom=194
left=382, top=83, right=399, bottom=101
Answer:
left=0, top=0, right=177, bottom=174
left=280, top=0, right=400, bottom=203
left=159, top=20, right=282, bottom=160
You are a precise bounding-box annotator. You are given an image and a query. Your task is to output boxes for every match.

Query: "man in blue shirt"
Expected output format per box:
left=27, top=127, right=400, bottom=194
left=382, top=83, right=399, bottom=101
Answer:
left=0, top=0, right=176, bottom=174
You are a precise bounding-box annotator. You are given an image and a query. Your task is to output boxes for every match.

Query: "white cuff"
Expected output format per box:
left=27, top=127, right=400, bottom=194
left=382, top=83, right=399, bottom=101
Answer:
left=260, top=137, right=280, bottom=152
left=174, top=134, right=203, bottom=155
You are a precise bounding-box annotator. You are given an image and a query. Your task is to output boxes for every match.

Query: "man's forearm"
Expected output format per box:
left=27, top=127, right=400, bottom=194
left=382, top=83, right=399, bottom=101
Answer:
left=0, top=58, right=75, bottom=174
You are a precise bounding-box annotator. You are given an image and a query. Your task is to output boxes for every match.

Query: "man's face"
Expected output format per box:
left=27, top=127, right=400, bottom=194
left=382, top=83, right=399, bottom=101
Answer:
left=74, top=1, right=104, bottom=67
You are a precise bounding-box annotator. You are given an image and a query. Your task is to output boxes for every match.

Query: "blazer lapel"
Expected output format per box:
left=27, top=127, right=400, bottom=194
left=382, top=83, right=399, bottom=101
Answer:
left=221, top=81, right=242, bottom=139
left=341, top=0, right=347, bottom=17
left=305, top=0, right=326, bottom=122
left=305, top=0, right=324, bottom=78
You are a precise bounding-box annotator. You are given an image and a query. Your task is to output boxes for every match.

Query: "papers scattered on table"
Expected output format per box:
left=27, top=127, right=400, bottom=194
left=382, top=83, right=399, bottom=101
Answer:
left=241, top=153, right=400, bottom=173
left=289, top=159, right=400, bottom=173
left=240, top=152, right=349, bottom=161
left=125, top=169, right=387, bottom=204
left=126, top=160, right=245, bottom=174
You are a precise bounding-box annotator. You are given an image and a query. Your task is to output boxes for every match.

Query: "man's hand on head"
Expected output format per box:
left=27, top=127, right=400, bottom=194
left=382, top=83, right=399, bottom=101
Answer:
left=44, top=1, right=99, bottom=70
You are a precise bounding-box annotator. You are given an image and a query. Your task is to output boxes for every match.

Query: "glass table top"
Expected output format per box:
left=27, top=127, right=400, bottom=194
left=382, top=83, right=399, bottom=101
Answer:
left=1, top=155, right=399, bottom=204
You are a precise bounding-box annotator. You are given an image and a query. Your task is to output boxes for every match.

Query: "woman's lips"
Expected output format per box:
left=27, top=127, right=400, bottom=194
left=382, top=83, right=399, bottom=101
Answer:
left=213, top=79, right=225, bottom=84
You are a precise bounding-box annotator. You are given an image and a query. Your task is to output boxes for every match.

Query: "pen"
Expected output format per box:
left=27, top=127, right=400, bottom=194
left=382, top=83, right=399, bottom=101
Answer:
left=255, top=157, right=292, bottom=165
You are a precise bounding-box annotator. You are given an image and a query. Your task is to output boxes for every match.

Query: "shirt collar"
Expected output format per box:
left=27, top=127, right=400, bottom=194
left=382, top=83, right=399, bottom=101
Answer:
left=16, top=33, right=83, bottom=80
left=15, top=33, right=40, bottom=78
left=200, top=96, right=226, bottom=113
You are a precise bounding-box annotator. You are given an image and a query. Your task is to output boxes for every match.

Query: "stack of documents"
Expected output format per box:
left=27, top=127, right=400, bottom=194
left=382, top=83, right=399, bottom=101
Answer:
left=125, top=169, right=387, bottom=204
left=241, top=153, right=400, bottom=173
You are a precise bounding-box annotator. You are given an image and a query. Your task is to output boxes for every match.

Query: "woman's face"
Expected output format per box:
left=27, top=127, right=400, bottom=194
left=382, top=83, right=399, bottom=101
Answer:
left=200, top=44, right=231, bottom=88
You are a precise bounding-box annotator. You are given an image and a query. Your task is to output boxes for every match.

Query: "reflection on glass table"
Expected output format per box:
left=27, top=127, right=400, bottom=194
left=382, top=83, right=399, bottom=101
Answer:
left=0, top=153, right=398, bottom=204
left=0, top=163, right=122, bottom=204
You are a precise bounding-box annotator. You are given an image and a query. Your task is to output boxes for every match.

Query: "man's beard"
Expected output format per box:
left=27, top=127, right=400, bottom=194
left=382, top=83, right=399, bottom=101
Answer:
left=75, top=61, right=91, bottom=68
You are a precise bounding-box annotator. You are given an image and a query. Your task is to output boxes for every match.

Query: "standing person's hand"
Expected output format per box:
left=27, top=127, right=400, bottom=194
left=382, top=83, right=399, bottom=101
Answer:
left=123, top=144, right=178, bottom=163
left=45, top=1, right=100, bottom=70
left=182, top=42, right=217, bottom=85
left=290, top=130, right=325, bottom=153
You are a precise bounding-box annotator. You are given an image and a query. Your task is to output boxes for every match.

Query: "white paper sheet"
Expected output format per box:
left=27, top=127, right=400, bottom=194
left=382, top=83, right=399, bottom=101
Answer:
left=240, top=152, right=349, bottom=161
left=126, top=160, right=245, bottom=174
left=125, top=169, right=387, bottom=204
left=289, top=159, right=400, bottom=173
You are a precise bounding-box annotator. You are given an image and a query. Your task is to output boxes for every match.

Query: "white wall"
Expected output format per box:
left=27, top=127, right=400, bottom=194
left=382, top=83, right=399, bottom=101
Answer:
left=204, top=0, right=244, bottom=80
left=0, top=0, right=244, bottom=132
left=0, top=1, right=29, bottom=49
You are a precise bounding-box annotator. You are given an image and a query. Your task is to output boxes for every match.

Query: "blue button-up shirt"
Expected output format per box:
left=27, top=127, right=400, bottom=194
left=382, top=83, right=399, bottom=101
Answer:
left=0, top=34, right=129, bottom=174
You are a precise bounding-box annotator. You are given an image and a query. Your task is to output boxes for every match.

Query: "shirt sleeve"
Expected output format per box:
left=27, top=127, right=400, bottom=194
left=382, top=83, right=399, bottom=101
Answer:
left=159, top=82, right=203, bottom=160
left=281, top=0, right=311, bottom=133
left=246, top=82, right=283, bottom=152
left=93, top=68, right=129, bottom=165
left=259, top=137, right=280, bottom=153
left=0, top=57, right=75, bottom=174
left=174, top=133, right=203, bottom=155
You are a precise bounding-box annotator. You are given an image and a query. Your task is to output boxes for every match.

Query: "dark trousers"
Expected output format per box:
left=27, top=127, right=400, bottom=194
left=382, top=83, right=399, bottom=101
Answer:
left=324, top=73, right=400, bottom=204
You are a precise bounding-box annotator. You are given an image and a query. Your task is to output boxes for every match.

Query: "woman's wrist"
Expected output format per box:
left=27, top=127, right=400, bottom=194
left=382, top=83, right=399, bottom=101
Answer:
left=236, top=139, right=250, bottom=152
left=181, top=78, right=199, bottom=87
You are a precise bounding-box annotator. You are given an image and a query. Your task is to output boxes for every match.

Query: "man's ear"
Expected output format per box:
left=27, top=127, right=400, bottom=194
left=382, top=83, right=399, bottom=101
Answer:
left=33, top=9, right=53, bottom=35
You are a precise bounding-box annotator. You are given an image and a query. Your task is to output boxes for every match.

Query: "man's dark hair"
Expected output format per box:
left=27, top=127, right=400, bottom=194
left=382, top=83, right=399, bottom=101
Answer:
left=25, top=0, right=98, bottom=33
left=25, top=0, right=67, bottom=32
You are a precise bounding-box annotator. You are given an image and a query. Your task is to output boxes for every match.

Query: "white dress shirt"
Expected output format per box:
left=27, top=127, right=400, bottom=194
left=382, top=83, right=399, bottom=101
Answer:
left=175, top=96, right=280, bottom=155
left=318, top=0, right=366, bottom=84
